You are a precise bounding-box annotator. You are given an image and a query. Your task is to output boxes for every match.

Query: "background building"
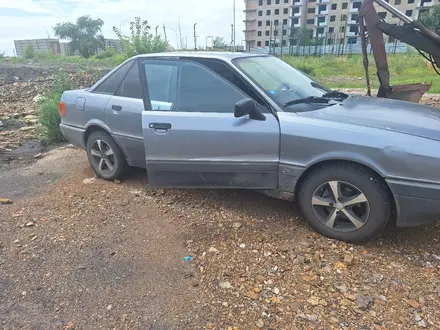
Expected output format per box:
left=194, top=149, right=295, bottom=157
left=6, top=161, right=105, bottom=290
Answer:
left=14, top=39, right=61, bottom=57
left=14, top=38, right=125, bottom=57
left=244, top=0, right=439, bottom=50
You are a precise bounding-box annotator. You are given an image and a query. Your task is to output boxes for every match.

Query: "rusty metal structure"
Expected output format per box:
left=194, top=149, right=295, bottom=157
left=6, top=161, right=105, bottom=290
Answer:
left=358, top=0, right=440, bottom=103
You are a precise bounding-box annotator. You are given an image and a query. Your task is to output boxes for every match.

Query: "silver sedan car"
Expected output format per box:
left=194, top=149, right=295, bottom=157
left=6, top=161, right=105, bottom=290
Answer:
left=59, top=52, right=440, bottom=243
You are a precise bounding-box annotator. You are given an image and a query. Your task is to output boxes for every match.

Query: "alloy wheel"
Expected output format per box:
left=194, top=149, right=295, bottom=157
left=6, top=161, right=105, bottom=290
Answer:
left=90, top=139, right=115, bottom=174
left=311, top=180, right=370, bottom=232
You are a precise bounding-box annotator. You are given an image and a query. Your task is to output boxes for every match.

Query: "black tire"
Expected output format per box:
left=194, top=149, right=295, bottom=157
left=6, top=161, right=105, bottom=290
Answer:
left=297, top=162, right=391, bottom=243
left=86, top=130, right=127, bottom=180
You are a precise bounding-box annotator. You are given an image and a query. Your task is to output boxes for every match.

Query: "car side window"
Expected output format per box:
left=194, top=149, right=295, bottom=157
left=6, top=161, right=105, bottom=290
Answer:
left=117, top=62, right=142, bottom=99
left=144, top=62, right=175, bottom=103
left=189, top=58, right=268, bottom=108
left=93, top=61, right=133, bottom=95
left=178, top=62, right=247, bottom=113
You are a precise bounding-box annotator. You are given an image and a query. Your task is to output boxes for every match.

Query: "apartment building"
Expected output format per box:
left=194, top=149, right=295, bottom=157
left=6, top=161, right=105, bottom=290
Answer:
left=14, top=39, right=61, bottom=57
left=14, top=38, right=125, bottom=57
left=243, top=0, right=439, bottom=49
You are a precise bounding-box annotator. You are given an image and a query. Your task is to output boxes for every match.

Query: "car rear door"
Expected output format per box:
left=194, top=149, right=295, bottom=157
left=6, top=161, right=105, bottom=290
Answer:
left=140, top=58, right=281, bottom=189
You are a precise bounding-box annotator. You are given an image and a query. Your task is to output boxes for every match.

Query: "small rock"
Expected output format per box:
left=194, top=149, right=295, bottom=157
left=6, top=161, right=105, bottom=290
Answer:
left=0, top=198, right=12, bottom=205
left=356, top=295, right=373, bottom=311
left=21, top=291, right=27, bottom=296
left=191, top=280, right=199, bottom=287
left=273, top=287, right=280, bottom=295
left=232, top=222, right=242, bottom=230
left=406, top=299, right=421, bottom=309
left=414, top=312, right=422, bottom=322
left=344, top=293, right=356, bottom=301
left=208, top=246, right=219, bottom=253
left=114, top=179, right=121, bottom=184
left=436, top=286, right=440, bottom=297
left=219, top=281, right=232, bottom=289
left=306, top=314, right=319, bottom=322
left=239, top=243, right=246, bottom=249
left=107, top=304, right=112, bottom=310
left=279, top=244, right=290, bottom=253
left=417, top=320, right=427, bottom=328
left=269, top=296, right=281, bottom=304
left=293, top=255, right=305, bottom=265
left=83, top=177, right=96, bottom=184
left=245, top=290, right=260, bottom=300
left=344, top=254, right=354, bottom=265
left=256, top=319, right=264, bottom=328
left=33, top=94, right=43, bottom=102
left=25, top=222, right=35, bottom=227
left=33, top=153, right=43, bottom=159
left=308, top=296, right=320, bottom=306
left=336, top=284, right=348, bottom=293
left=374, top=295, right=387, bottom=302
left=222, top=302, right=228, bottom=307
left=0, top=120, right=3, bottom=127
left=20, top=126, right=36, bottom=131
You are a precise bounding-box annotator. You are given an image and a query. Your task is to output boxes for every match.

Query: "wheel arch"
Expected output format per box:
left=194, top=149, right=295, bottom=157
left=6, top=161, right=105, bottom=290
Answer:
left=83, top=122, right=128, bottom=160
left=294, top=159, right=396, bottom=214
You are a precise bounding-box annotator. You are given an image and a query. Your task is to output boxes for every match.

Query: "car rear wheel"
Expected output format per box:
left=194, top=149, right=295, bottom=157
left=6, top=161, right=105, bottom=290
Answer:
left=297, top=163, right=391, bottom=243
left=86, top=130, right=127, bottom=180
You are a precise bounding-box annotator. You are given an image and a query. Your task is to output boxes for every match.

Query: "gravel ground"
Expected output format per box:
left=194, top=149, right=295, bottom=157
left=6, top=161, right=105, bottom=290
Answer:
left=1, top=147, right=439, bottom=329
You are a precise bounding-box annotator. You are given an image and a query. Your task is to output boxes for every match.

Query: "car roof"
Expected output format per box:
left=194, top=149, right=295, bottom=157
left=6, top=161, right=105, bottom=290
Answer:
left=134, top=51, right=270, bottom=61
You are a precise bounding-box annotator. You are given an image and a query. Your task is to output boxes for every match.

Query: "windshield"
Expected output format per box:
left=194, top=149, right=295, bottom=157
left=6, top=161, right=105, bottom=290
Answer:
left=233, top=56, right=331, bottom=109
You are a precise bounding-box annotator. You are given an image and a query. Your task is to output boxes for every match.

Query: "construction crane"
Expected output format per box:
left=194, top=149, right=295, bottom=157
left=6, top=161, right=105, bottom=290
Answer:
left=358, top=0, right=440, bottom=103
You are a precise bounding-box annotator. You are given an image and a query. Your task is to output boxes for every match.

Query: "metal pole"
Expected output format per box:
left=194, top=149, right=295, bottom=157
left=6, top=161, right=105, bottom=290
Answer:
left=233, top=0, right=236, bottom=52
left=269, top=21, right=273, bottom=54
left=155, top=25, right=159, bottom=38
left=193, top=23, right=197, bottom=50
left=163, top=25, right=168, bottom=42
left=281, top=23, right=284, bottom=57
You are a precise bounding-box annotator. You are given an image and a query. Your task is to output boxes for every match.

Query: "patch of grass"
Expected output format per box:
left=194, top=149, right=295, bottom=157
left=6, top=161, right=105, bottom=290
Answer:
left=282, top=53, right=440, bottom=93
left=37, top=73, right=72, bottom=144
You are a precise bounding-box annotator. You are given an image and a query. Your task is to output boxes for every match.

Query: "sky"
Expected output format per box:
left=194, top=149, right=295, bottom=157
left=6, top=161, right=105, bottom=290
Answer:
left=0, top=0, right=246, bottom=56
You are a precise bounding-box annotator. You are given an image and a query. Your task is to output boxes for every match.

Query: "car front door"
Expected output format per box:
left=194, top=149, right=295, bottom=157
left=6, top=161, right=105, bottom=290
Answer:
left=140, top=58, right=281, bottom=189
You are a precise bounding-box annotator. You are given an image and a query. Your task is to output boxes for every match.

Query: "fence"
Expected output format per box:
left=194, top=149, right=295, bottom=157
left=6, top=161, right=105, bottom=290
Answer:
left=250, top=42, right=409, bottom=56
left=245, top=21, right=412, bottom=56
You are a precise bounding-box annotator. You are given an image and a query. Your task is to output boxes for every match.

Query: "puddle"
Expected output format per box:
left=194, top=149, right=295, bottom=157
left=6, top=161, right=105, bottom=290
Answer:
left=0, top=139, right=43, bottom=164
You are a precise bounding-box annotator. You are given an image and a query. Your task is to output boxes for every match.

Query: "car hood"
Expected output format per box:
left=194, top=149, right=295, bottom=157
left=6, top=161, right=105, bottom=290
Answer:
left=297, top=95, right=440, bottom=141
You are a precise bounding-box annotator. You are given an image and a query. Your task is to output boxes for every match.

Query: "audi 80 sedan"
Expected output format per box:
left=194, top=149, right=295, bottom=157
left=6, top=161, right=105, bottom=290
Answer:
left=59, top=52, right=440, bottom=243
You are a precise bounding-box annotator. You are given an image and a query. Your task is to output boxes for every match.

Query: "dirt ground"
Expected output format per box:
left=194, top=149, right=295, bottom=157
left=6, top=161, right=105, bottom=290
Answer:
left=1, top=146, right=439, bottom=330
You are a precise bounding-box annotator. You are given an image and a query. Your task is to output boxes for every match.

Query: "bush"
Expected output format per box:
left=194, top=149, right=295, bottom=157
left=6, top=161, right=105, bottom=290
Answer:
left=35, top=51, right=56, bottom=60
left=37, top=73, right=72, bottom=144
left=0, top=51, right=5, bottom=58
left=95, top=50, right=116, bottom=59
left=23, top=45, right=35, bottom=59
left=295, top=62, right=315, bottom=76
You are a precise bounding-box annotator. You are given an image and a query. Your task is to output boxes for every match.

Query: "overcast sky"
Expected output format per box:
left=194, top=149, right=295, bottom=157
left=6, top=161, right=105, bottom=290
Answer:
left=0, top=0, right=245, bottom=56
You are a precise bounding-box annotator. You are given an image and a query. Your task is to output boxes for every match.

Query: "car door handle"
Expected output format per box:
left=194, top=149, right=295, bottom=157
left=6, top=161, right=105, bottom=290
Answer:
left=149, top=122, right=172, bottom=130
left=111, top=105, right=122, bottom=111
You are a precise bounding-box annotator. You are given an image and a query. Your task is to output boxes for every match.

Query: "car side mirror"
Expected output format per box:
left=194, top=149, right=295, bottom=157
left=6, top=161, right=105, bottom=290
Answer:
left=234, top=98, right=266, bottom=121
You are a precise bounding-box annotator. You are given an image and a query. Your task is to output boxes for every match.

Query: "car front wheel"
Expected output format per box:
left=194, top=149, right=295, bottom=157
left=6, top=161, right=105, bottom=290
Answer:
left=297, top=163, right=391, bottom=243
left=86, top=130, right=127, bottom=180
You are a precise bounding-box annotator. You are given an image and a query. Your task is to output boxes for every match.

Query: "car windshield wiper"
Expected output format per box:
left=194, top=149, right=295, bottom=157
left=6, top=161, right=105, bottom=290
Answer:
left=322, top=90, right=349, bottom=100
left=284, top=96, right=334, bottom=107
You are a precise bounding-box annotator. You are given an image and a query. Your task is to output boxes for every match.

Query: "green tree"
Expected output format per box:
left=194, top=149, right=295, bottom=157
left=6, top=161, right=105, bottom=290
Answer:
left=213, top=37, right=227, bottom=49
left=54, top=15, right=105, bottom=58
left=113, top=17, right=168, bottom=58
left=419, top=5, right=440, bottom=32
left=23, top=44, right=35, bottom=59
